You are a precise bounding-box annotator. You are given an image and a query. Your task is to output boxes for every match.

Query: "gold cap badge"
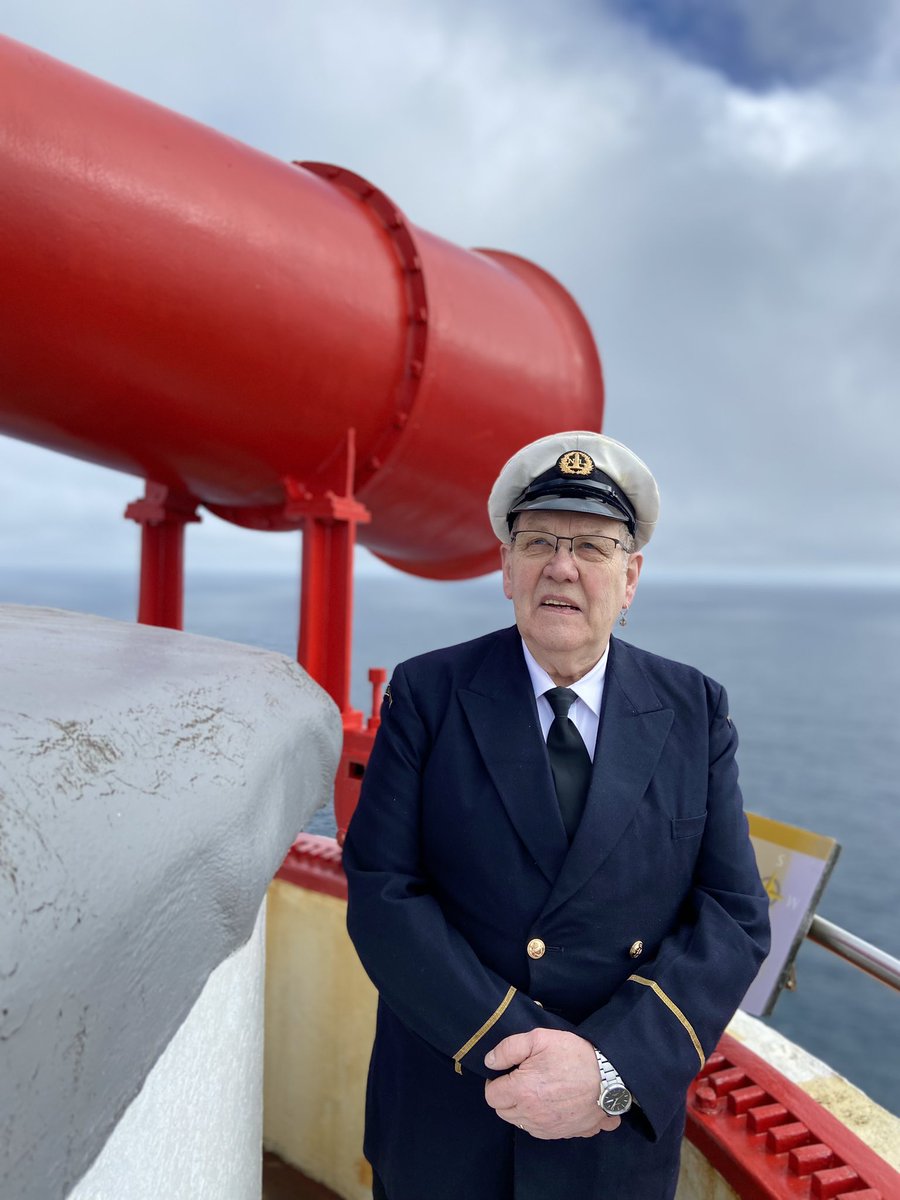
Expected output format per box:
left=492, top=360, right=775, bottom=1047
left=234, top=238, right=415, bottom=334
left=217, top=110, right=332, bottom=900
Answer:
left=557, top=450, right=594, bottom=477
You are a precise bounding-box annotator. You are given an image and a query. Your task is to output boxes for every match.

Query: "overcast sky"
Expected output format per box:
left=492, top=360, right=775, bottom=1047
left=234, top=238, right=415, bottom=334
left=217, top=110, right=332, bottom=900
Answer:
left=1, top=0, right=899, bottom=582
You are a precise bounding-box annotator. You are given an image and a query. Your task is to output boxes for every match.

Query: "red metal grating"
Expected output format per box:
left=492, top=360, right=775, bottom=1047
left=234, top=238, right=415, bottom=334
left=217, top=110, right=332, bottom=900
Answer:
left=275, top=833, right=348, bottom=901
left=686, top=1034, right=899, bottom=1200
left=810, top=1166, right=862, bottom=1198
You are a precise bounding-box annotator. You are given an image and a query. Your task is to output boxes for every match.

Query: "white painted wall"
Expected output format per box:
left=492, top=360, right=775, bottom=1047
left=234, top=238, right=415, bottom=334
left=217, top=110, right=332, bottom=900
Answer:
left=69, top=902, right=266, bottom=1200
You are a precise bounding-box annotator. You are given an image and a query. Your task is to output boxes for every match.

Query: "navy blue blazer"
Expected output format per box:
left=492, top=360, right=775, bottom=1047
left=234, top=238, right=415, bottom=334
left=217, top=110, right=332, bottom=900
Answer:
left=344, top=628, right=770, bottom=1200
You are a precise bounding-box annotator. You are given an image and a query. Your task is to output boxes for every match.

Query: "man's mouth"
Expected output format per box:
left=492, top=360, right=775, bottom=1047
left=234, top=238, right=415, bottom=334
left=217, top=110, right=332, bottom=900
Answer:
left=540, top=598, right=581, bottom=613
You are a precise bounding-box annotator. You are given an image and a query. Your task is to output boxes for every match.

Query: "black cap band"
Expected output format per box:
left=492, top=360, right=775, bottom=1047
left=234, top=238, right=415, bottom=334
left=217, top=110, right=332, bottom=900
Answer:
left=507, top=466, right=637, bottom=534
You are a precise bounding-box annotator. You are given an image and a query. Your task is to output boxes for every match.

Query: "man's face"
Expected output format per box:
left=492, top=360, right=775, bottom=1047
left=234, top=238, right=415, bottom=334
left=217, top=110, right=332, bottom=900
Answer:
left=500, top=510, right=642, bottom=681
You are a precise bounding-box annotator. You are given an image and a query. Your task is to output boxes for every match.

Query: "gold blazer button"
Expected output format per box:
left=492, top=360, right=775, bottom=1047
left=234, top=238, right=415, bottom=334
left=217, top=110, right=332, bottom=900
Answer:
left=629, top=940, right=644, bottom=959
left=527, top=938, right=546, bottom=959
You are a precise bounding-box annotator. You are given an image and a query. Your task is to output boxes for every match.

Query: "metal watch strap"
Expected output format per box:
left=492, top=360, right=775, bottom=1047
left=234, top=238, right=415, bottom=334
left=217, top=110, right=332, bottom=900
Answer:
left=594, top=1048, right=625, bottom=1104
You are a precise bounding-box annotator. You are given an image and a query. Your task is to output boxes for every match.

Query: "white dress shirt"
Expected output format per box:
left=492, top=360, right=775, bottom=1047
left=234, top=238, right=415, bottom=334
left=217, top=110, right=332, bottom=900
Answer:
left=520, top=639, right=609, bottom=760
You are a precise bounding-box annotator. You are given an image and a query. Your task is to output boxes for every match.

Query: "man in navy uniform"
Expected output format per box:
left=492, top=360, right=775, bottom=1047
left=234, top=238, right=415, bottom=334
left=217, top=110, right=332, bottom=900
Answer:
left=343, top=431, right=770, bottom=1200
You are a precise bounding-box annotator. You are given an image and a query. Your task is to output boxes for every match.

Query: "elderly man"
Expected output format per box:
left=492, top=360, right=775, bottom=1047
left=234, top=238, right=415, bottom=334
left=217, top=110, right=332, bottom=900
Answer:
left=343, top=432, right=770, bottom=1200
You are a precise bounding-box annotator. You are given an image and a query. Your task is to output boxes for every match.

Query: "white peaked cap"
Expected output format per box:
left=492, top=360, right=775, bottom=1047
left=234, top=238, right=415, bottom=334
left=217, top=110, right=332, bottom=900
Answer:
left=487, top=431, right=659, bottom=549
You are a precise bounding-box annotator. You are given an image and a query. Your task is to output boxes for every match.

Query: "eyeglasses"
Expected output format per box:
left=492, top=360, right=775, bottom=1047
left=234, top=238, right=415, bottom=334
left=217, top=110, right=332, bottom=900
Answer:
left=509, top=530, right=630, bottom=564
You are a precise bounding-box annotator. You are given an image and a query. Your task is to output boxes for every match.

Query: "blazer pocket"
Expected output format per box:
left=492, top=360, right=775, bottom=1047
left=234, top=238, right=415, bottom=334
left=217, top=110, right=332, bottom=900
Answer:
left=671, top=813, right=707, bottom=840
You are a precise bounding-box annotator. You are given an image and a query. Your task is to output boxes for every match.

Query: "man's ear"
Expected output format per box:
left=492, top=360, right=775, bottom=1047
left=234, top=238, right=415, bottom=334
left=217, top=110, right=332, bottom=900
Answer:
left=624, top=552, right=643, bottom=606
left=500, top=543, right=513, bottom=600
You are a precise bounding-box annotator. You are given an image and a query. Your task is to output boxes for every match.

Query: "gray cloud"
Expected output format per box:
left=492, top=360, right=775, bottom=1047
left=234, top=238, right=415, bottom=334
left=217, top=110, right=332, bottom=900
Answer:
left=603, top=0, right=894, bottom=90
left=1, top=0, right=898, bottom=578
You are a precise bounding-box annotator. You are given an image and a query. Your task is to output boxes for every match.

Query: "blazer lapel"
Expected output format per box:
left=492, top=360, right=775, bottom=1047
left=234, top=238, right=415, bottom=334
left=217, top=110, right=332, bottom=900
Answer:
left=541, top=637, right=674, bottom=919
left=459, top=627, right=568, bottom=885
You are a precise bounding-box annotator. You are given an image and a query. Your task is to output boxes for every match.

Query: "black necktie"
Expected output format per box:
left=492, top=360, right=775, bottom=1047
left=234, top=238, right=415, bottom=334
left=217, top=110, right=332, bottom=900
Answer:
left=544, top=687, right=592, bottom=842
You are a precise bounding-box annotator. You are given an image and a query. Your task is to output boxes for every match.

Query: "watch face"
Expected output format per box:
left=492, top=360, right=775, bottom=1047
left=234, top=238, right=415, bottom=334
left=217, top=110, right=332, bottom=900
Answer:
left=601, top=1085, right=632, bottom=1115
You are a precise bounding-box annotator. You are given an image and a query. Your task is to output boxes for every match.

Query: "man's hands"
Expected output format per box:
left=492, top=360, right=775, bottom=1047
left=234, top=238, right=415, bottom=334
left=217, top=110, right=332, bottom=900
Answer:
left=483, top=1029, right=622, bottom=1140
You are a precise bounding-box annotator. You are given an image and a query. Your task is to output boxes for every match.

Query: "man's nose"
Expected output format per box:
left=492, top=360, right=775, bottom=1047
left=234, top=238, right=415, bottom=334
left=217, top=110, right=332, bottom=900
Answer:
left=543, top=541, right=579, bottom=580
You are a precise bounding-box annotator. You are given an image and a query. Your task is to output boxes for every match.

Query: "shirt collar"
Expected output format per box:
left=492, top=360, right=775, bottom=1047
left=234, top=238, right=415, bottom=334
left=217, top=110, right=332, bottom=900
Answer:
left=520, top=638, right=609, bottom=718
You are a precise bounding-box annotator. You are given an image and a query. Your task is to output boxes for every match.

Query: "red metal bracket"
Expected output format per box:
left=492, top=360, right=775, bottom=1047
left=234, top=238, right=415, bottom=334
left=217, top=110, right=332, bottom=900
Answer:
left=366, top=667, right=387, bottom=734
left=124, top=481, right=201, bottom=629
left=331, top=669, right=386, bottom=842
left=276, top=833, right=347, bottom=901
left=686, top=1034, right=898, bottom=1199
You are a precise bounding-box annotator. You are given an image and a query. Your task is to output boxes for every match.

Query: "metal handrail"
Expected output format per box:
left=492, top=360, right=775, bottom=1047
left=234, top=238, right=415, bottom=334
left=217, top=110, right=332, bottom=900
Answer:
left=807, top=915, right=900, bottom=993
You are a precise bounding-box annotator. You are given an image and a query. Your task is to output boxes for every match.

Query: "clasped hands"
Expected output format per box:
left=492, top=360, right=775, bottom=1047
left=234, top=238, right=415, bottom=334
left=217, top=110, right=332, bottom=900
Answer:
left=483, top=1029, right=622, bottom=1139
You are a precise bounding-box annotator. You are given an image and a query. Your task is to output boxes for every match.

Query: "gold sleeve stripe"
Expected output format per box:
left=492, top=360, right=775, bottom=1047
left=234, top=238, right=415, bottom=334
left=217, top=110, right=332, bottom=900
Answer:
left=452, top=986, right=517, bottom=1075
left=628, top=975, right=705, bottom=1069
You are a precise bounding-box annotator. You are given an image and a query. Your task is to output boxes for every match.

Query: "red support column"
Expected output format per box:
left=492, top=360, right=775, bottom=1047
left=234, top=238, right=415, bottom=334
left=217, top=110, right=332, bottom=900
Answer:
left=124, top=482, right=201, bottom=629
left=286, top=430, right=371, bottom=726
left=297, top=508, right=362, bottom=723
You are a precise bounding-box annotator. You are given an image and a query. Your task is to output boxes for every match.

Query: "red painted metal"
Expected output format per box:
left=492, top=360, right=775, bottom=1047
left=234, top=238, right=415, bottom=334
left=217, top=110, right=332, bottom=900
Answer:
left=329, top=667, right=389, bottom=837
left=809, top=1166, right=861, bottom=1197
left=686, top=1035, right=899, bottom=1200
left=729, top=1085, right=769, bottom=1114
left=767, top=1123, right=813, bottom=1154
left=0, top=34, right=603, bottom=586
left=333, top=727, right=378, bottom=844
left=298, top=510, right=364, bottom=721
left=748, top=1103, right=791, bottom=1134
left=324, top=665, right=391, bottom=839
left=288, top=429, right=370, bottom=721
left=276, top=834, right=347, bottom=902
left=124, top=483, right=200, bottom=628
left=790, top=1145, right=837, bottom=1175
left=366, top=669, right=388, bottom=735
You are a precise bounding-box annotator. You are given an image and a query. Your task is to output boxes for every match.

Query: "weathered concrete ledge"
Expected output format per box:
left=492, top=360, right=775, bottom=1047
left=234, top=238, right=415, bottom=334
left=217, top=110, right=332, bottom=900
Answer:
left=0, top=605, right=342, bottom=1200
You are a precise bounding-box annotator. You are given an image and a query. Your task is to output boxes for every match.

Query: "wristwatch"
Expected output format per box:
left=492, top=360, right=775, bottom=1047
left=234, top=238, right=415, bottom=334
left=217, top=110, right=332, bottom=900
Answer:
left=594, top=1049, right=632, bottom=1116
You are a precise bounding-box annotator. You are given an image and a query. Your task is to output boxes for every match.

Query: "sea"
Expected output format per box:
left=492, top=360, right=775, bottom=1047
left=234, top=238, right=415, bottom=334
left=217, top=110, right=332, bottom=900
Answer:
left=4, top=567, right=899, bottom=1116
